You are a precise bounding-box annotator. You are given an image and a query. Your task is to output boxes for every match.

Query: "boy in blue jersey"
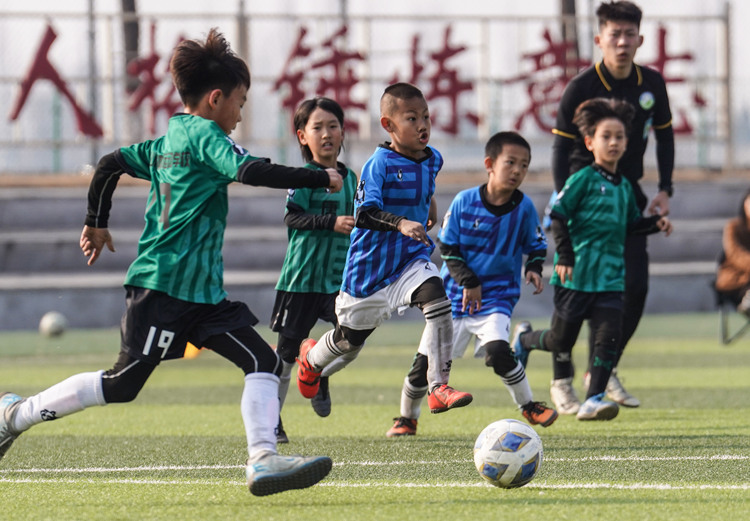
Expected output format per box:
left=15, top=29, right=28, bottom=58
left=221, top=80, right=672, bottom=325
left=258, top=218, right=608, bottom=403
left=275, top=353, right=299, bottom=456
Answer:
left=296, top=83, right=473, bottom=418
left=387, top=132, right=557, bottom=437
left=0, top=29, right=340, bottom=496
left=513, top=98, right=672, bottom=421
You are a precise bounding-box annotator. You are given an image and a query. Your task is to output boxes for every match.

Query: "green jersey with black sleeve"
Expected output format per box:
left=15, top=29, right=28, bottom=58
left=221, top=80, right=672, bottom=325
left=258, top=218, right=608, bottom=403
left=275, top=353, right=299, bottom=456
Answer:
left=275, top=161, right=357, bottom=294
left=549, top=164, right=641, bottom=293
left=84, top=113, right=331, bottom=305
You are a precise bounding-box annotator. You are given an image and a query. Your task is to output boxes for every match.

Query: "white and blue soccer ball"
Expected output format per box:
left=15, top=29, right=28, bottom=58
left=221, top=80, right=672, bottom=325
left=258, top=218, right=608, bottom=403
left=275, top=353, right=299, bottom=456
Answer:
left=473, top=418, right=543, bottom=488
left=39, top=311, right=67, bottom=337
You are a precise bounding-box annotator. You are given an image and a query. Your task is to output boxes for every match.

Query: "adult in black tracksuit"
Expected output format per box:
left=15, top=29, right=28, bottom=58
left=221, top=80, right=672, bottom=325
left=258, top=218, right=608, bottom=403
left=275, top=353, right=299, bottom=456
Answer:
left=551, top=1, right=674, bottom=408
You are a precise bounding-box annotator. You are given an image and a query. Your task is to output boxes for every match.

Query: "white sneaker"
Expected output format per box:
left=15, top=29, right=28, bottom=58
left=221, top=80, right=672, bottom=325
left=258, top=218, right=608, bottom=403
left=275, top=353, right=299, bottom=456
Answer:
left=606, top=369, right=640, bottom=408
left=0, top=392, right=23, bottom=461
left=550, top=377, right=581, bottom=415
left=577, top=392, right=619, bottom=421
left=246, top=453, right=332, bottom=496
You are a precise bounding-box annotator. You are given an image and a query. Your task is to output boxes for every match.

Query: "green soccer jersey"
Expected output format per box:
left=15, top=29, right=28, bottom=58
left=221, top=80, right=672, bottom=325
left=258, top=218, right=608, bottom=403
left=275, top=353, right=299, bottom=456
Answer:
left=275, top=162, right=357, bottom=294
left=550, top=164, right=641, bottom=293
left=118, top=114, right=257, bottom=304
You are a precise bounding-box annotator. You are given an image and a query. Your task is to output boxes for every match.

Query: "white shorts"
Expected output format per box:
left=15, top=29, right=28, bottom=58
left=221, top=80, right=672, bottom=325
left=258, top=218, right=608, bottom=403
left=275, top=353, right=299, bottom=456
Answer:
left=452, top=312, right=511, bottom=359
left=336, top=260, right=442, bottom=330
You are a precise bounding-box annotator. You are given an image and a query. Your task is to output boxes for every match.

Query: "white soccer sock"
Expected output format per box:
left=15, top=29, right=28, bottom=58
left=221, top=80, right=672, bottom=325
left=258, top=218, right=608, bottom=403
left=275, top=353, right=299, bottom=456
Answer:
left=399, top=376, right=428, bottom=419
left=307, top=329, right=361, bottom=372
left=500, top=362, right=533, bottom=407
left=419, top=299, right=453, bottom=391
left=11, top=371, right=106, bottom=433
left=277, top=361, right=295, bottom=410
left=242, top=372, right=280, bottom=462
left=321, top=344, right=362, bottom=377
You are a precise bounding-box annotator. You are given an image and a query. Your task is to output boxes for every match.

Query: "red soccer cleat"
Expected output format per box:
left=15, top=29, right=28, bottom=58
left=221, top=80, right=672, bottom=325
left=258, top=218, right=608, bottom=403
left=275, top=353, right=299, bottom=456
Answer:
left=296, top=339, right=322, bottom=399
left=427, top=384, right=473, bottom=413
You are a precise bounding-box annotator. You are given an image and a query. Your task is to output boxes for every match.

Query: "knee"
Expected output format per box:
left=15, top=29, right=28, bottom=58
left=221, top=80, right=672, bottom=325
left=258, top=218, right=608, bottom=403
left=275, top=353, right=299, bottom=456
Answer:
left=484, top=341, right=515, bottom=376
left=337, top=325, right=371, bottom=351
left=101, top=376, right=143, bottom=403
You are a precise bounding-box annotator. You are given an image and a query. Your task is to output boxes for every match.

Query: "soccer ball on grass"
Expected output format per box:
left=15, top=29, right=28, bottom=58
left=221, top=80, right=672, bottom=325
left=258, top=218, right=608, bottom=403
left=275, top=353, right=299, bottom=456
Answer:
left=39, top=311, right=68, bottom=337
left=473, top=418, right=543, bottom=488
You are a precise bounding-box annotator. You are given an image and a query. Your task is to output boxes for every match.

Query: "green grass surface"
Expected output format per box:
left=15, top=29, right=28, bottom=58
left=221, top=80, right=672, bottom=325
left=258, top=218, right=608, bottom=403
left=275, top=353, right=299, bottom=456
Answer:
left=1, top=313, right=749, bottom=520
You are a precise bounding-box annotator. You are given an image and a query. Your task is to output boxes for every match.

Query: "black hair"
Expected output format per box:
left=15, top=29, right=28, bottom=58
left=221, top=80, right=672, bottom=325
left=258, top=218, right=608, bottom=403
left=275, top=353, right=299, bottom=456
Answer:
left=380, top=83, right=425, bottom=116
left=293, top=97, right=345, bottom=163
left=170, top=27, right=250, bottom=108
left=573, top=97, right=635, bottom=138
left=596, top=1, right=642, bottom=29
left=484, top=131, right=531, bottom=163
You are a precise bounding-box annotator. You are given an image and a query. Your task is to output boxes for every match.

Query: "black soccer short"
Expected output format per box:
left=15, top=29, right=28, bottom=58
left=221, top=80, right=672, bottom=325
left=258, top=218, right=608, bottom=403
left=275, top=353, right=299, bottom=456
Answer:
left=553, top=286, right=623, bottom=322
left=269, top=290, right=338, bottom=339
left=121, top=285, right=258, bottom=362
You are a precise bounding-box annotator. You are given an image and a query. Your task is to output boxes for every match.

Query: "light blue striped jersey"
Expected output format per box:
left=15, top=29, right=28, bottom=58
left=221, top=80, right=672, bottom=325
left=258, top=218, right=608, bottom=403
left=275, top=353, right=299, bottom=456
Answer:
left=438, top=186, right=547, bottom=318
left=341, top=144, right=443, bottom=298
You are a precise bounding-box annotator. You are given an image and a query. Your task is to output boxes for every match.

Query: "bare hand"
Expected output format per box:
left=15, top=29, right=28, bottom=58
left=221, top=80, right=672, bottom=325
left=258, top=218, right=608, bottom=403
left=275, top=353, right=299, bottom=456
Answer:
left=80, top=225, right=115, bottom=266
left=398, top=219, right=430, bottom=246
left=555, top=264, right=573, bottom=284
left=462, top=286, right=482, bottom=314
left=648, top=191, right=670, bottom=216
left=325, top=168, right=343, bottom=193
left=526, top=271, right=544, bottom=295
left=333, top=215, right=355, bottom=235
left=426, top=198, right=438, bottom=231
left=657, top=216, right=673, bottom=237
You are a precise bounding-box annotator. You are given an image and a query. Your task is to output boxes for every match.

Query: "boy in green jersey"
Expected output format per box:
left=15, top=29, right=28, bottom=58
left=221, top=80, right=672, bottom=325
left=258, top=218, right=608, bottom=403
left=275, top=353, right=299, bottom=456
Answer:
left=0, top=28, right=342, bottom=496
left=512, top=98, right=672, bottom=421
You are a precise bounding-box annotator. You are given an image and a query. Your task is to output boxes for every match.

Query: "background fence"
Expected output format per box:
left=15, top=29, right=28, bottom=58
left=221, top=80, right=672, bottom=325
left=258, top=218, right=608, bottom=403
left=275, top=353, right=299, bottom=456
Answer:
left=0, top=6, right=733, bottom=175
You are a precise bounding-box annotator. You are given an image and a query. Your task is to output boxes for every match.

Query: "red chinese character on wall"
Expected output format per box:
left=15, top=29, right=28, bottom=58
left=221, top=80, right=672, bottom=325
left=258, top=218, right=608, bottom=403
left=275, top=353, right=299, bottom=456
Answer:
left=391, top=25, right=480, bottom=135
left=127, top=22, right=184, bottom=135
left=503, top=28, right=589, bottom=133
left=9, top=24, right=103, bottom=138
left=641, top=24, right=705, bottom=134
left=273, top=25, right=366, bottom=132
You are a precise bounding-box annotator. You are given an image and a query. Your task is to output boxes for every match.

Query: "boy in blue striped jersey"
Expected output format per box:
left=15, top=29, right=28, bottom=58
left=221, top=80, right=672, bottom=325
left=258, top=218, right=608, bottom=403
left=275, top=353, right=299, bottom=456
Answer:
left=297, top=83, right=473, bottom=417
left=387, top=132, right=557, bottom=437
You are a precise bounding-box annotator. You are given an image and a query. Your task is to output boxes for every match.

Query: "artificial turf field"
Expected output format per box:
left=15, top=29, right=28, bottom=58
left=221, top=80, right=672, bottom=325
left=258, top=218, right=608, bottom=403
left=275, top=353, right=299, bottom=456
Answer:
left=0, top=312, right=748, bottom=521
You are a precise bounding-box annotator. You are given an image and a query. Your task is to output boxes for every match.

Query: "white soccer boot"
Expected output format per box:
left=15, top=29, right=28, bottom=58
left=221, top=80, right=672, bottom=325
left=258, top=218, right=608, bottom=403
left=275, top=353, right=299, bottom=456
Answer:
left=246, top=452, right=332, bottom=496
left=0, top=393, right=23, bottom=461
left=605, top=369, right=640, bottom=408
left=550, top=377, right=581, bottom=415
left=576, top=392, right=619, bottom=421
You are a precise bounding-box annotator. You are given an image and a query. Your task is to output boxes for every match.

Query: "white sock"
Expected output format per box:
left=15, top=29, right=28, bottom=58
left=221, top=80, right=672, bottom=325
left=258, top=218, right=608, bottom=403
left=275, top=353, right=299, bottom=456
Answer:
left=321, top=345, right=362, bottom=377
left=307, top=329, right=362, bottom=372
left=242, top=372, right=280, bottom=462
left=500, top=362, right=533, bottom=407
left=277, top=361, right=295, bottom=410
left=12, top=371, right=106, bottom=433
left=420, top=300, right=453, bottom=391
left=399, top=377, right=428, bottom=419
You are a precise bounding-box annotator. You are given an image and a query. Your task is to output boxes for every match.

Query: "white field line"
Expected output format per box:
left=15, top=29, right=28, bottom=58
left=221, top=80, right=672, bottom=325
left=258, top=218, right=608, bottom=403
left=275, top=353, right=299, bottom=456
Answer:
left=0, top=454, right=747, bottom=475
left=1, top=454, right=749, bottom=490
left=0, top=477, right=748, bottom=491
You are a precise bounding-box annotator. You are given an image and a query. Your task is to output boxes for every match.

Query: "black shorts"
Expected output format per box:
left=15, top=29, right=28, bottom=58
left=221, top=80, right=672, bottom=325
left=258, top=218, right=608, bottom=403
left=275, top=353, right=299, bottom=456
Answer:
left=553, top=286, right=623, bottom=323
left=121, top=286, right=258, bottom=362
left=269, top=291, right=338, bottom=339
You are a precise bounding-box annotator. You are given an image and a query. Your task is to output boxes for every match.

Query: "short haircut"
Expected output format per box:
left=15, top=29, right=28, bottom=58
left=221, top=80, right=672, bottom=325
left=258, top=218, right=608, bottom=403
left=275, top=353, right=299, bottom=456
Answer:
left=485, top=131, right=531, bottom=163
left=170, top=27, right=250, bottom=108
left=573, top=98, right=635, bottom=138
left=380, top=83, right=425, bottom=116
left=596, top=1, right=642, bottom=29
left=293, top=97, right=346, bottom=163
